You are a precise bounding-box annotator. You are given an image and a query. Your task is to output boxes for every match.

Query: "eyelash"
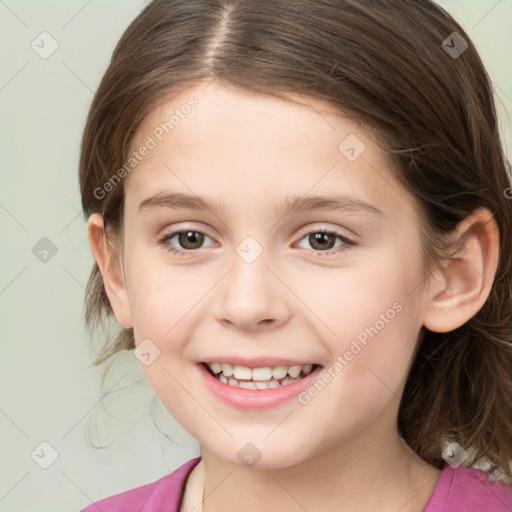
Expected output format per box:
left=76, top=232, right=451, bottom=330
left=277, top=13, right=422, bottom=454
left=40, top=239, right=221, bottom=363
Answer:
left=157, top=228, right=356, bottom=257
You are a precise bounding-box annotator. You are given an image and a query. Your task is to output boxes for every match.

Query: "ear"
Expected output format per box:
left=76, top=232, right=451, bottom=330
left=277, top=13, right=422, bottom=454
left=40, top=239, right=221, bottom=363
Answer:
left=87, top=213, right=133, bottom=329
left=422, top=208, right=500, bottom=333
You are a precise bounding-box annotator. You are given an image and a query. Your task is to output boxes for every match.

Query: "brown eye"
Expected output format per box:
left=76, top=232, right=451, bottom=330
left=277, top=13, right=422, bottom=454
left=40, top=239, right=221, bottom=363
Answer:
left=159, top=229, right=216, bottom=256
left=296, top=229, right=355, bottom=255
left=308, top=232, right=337, bottom=251
left=175, top=231, right=205, bottom=250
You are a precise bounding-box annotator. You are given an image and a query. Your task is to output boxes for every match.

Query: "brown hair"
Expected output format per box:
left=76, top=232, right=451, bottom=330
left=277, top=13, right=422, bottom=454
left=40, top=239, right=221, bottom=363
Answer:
left=79, top=0, right=512, bottom=480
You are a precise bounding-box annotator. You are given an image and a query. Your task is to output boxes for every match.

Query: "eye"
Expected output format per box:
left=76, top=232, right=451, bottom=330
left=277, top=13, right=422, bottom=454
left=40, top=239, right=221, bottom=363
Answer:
left=158, top=229, right=216, bottom=256
left=158, top=227, right=355, bottom=258
left=296, top=229, right=355, bottom=255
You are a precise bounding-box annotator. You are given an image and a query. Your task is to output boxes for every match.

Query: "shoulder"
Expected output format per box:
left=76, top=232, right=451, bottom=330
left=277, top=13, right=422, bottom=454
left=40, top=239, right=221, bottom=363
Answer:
left=425, top=464, right=512, bottom=512
left=79, top=457, right=201, bottom=512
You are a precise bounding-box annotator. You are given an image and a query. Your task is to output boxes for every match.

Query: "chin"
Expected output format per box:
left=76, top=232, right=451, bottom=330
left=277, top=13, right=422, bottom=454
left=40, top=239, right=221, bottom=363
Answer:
left=203, top=438, right=314, bottom=471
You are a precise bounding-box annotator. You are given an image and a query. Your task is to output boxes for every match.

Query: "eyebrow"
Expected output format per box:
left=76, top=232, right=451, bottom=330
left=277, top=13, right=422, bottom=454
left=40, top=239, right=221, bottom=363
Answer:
left=138, top=192, right=384, bottom=217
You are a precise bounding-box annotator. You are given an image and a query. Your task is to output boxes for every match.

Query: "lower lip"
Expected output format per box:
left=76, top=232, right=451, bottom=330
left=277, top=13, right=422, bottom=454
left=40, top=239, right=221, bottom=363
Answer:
left=196, top=363, right=323, bottom=410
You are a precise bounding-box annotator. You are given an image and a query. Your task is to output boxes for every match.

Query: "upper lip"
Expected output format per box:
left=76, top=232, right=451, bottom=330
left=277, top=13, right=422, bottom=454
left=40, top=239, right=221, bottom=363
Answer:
left=199, top=356, right=322, bottom=368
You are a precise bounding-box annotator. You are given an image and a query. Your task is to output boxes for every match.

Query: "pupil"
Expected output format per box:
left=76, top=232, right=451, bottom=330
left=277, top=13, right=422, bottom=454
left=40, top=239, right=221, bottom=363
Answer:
left=180, top=231, right=203, bottom=249
left=312, top=233, right=334, bottom=250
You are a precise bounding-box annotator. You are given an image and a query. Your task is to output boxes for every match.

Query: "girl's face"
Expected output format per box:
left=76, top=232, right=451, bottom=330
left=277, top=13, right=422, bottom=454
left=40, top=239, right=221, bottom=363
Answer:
left=117, top=81, right=432, bottom=468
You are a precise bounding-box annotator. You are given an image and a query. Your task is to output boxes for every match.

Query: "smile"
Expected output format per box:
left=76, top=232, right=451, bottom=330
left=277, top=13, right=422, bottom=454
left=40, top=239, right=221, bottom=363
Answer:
left=204, top=362, right=317, bottom=389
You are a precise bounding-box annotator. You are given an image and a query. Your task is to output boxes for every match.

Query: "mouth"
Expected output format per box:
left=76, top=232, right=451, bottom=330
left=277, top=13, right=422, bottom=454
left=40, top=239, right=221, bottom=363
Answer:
left=201, top=361, right=322, bottom=390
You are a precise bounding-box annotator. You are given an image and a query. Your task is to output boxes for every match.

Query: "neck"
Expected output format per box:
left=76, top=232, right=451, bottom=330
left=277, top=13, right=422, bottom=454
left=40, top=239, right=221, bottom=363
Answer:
left=181, top=424, right=441, bottom=512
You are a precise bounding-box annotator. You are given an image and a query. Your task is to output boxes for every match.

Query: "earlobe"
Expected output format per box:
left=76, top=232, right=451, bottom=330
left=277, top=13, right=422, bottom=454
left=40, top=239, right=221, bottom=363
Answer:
left=422, top=208, right=499, bottom=333
left=87, top=214, right=133, bottom=329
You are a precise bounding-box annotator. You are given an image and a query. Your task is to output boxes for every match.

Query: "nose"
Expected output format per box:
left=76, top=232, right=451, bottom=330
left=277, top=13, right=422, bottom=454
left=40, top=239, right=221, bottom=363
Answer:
left=213, top=247, right=291, bottom=331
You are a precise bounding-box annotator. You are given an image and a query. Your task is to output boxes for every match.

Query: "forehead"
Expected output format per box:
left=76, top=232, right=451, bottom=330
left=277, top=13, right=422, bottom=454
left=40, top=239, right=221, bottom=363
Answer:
left=132, top=82, right=348, bottom=156
left=125, top=81, right=415, bottom=221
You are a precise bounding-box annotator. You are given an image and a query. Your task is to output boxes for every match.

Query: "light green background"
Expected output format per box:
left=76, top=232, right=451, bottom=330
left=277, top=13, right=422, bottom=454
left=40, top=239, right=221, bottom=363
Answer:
left=0, top=1, right=510, bottom=510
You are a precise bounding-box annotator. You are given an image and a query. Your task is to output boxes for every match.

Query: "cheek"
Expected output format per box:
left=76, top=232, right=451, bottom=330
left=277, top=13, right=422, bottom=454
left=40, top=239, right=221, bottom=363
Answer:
left=307, top=246, right=423, bottom=379
left=125, top=254, right=209, bottom=423
left=125, top=247, right=207, bottom=339
left=302, top=249, right=418, bottom=337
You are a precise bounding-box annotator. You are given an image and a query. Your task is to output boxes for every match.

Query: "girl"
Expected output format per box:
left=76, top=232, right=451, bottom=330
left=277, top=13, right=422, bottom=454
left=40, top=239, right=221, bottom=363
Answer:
left=79, top=0, right=512, bottom=510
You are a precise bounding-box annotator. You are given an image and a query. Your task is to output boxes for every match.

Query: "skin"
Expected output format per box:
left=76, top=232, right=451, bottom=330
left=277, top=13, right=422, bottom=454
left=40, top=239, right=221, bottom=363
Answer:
left=88, top=81, right=500, bottom=512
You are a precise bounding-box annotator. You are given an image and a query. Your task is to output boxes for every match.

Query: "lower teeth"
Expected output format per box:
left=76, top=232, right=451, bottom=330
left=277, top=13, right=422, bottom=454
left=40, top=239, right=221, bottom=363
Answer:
left=213, top=372, right=306, bottom=389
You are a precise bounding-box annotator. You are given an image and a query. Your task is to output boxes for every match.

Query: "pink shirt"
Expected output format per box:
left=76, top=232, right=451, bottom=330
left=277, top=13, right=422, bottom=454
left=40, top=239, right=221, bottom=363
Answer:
left=80, top=457, right=512, bottom=511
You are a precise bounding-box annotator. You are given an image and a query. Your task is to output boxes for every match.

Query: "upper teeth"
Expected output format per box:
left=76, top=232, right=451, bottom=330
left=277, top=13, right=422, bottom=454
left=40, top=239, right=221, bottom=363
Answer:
left=206, top=362, right=314, bottom=381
